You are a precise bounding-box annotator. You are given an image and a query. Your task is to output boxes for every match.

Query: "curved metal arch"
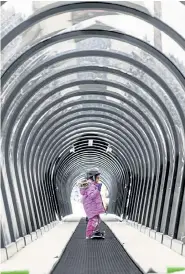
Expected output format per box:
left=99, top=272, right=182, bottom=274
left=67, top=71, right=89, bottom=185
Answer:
left=14, top=65, right=161, bottom=176
left=7, top=85, right=162, bottom=179
left=3, top=67, right=178, bottom=219
left=26, top=108, right=151, bottom=182
left=4, top=61, right=182, bottom=190
left=23, top=105, right=152, bottom=174
left=2, top=87, right=168, bottom=231
left=57, top=147, right=133, bottom=209
left=20, top=65, right=180, bottom=172
left=5, top=78, right=169, bottom=166
left=28, top=82, right=178, bottom=228
left=41, top=125, right=139, bottom=201
left=35, top=122, right=136, bottom=180
left=56, top=136, right=130, bottom=180
left=61, top=156, right=119, bottom=188
left=4, top=50, right=184, bottom=144
left=50, top=117, right=146, bottom=181
left=58, top=150, right=125, bottom=189
left=22, top=104, right=152, bottom=217
left=53, top=110, right=159, bottom=224
left=3, top=58, right=172, bottom=208
left=11, top=81, right=171, bottom=175
left=61, top=148, right=127, bottom=184
left=56, top=145, right=128, bottom=192
left=17, top=91, right=165, bottom=224
left=27, top=103, right=157, bottom=222
left=22, top=115, right=130, bottom=193
left=13, top=96, right=155, bottom=227
left=3, top=52, right=183, bottom=235
left=37, top=123, right=139, bottom=180
left=42, top=128, right=137, bottom=216
left=33, top=113, right=148, bottom=191
left=41, top=119, right=147, bottom=213
left=38, top=121, right=142, bottom=182
left=1, top=1, right=185, bottom=50
left=49, top=127, right=142, bottom=215
left=29, top=90, right=160, bottom=188
left=59, top=150, right=125, bottom=185
left=2, top=60, right=181, bottom=197
left=2, top=30, right=185, bottom=91
left=11, top=65, right=181, bottom=153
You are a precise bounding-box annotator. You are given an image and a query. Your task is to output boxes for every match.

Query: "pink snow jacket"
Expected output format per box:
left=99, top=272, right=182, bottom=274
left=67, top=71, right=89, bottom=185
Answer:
left=80, top=181, right=105, bottom=219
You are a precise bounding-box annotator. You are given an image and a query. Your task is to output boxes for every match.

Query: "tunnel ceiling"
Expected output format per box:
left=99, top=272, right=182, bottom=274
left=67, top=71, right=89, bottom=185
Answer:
left=1, top=1, right=185, bottom=244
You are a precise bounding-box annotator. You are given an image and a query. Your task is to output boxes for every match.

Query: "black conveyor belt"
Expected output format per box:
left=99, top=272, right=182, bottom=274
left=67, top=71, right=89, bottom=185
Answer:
left=51, top=219, right=143, bottom=274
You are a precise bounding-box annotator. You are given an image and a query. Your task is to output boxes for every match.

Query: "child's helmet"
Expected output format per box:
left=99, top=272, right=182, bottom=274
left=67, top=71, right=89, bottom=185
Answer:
left=87, top=168, right=100, bottom=180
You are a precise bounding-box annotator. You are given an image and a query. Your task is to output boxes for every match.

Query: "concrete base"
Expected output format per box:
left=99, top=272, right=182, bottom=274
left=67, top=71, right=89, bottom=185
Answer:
left=150, top=230, right=156, bottom=240
left=156, top=232, right=163, bottom=243
left=24, top=234, right=32, bottom=245
left=6, top=242, right=17, bottom=259
left=183, top=245, right=185, bottom=257
left=137, top=224, right=142, bottom=232
left=31, top=232, right=37, bottom=241
left=145, top=227, right=151, bottom=237
left=130, top=221, right=134, bottom=227
left=127, top=221, right=132, bottom=227
left=16, top=237, right=25, bottom=251
left=106, top=222, right=185, bottom=274
left=171, top=239, right=183, bottom=255
left=0, top=222, right=79, bottom=274
left=1, top=248, right=7, bottom=263
left=36, top=229, right=42, bottom=238
left=44, top=225, right=49, bottom=232
left=134, top=222, right=138, bottom=229
left=40, top=227, right=45, bottom=235
left=54, top=221, right=59, bottom=226
left=141, top=226, right=146, bottom=234
left=163, top=235, right=172, bottom=249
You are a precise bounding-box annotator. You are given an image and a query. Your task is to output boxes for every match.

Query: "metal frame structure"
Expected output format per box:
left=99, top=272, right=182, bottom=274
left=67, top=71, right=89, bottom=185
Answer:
left=1, top=1, right=185, bottom=252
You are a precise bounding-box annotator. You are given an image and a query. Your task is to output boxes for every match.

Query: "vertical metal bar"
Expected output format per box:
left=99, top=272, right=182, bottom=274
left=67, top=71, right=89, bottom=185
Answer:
left=149, top=163, right=163, bottom=229
left=22, top=167, right=42, bottom=229
left=162, top=154, right=179, bottom=235
left=138, top=171, right=150, bottom=224
left=176, top=177, right=185, bottom=240
left=130, top=174, right=138, bottom=221
left=174, top=167, right=185, bottom=239
left=123, top=170, right=132, bottom=218
left=155, top=158, right=170, bottom=232
left=1, top=176, right=19, bottom=242
left=168, top=156, right=184, bottom=238
left=141, top=176, right=152, bottom=226
left=126, top=174, right=134, bottom=219
left=0, top=190, right=12, bottom=246
left=145, top=173, right=157, bottom=227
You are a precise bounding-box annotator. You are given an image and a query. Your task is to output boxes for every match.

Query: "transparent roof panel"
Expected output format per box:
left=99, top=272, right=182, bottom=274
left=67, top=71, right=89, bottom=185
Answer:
left=3, top=36, right=185, bottom=118
left=1, top=1, right=185, bottom=37
left=5, top=67, right=175, bottom=144
left=1, top=1, right=185, bottom=74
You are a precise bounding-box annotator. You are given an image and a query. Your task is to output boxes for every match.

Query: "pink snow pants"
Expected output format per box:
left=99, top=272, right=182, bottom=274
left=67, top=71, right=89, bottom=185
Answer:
left=86, top=215, right=100, bottom=238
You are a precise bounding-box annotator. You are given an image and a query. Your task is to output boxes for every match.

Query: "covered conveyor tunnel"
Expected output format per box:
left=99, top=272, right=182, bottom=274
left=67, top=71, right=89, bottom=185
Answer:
left=1, top=0, right=185, bottom=255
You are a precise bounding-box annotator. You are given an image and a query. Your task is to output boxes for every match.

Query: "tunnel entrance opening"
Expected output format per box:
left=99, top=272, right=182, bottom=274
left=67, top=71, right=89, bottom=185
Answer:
left=70, top=181, right=110, bottom=216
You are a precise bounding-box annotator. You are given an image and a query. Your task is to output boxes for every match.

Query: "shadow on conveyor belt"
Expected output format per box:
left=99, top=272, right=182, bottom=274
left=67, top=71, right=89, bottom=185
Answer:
left=51, top=218, right=143, bottom=274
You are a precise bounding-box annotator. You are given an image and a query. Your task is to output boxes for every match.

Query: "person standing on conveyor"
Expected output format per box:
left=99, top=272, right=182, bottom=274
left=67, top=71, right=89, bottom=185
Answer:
left=79, top=168, right=105, bottom=239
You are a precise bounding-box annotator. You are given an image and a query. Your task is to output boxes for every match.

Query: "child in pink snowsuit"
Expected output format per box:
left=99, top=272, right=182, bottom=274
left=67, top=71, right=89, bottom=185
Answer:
left=80, top=179, right=105, bottom=239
